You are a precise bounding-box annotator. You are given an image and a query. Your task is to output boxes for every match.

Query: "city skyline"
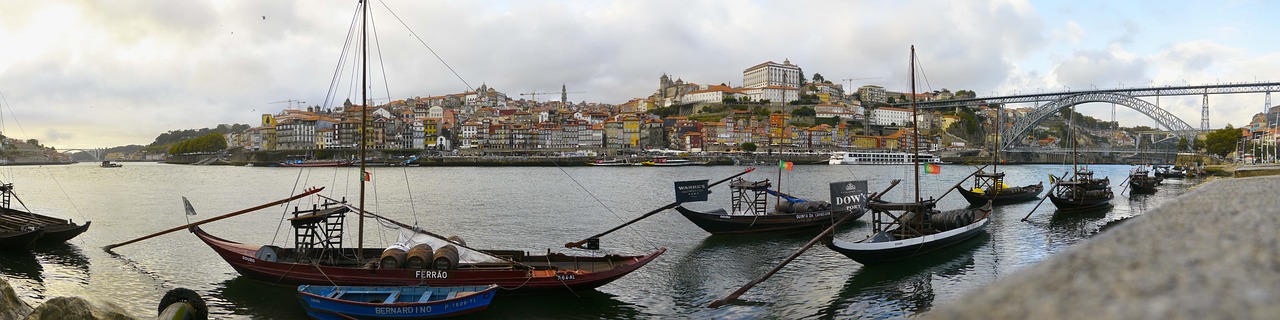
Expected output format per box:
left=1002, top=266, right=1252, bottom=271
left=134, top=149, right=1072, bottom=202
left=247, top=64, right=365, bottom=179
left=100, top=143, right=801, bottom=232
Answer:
left=2, top=0, right=1278, bottom=149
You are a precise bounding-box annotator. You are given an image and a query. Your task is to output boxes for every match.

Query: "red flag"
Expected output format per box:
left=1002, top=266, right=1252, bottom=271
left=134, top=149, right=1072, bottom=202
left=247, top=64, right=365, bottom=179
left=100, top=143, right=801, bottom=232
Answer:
left=779, top=160, right=793, bottom=171
left=362, top=171, right=371, bottom=181
left=924, top=163, right=941, bottom=174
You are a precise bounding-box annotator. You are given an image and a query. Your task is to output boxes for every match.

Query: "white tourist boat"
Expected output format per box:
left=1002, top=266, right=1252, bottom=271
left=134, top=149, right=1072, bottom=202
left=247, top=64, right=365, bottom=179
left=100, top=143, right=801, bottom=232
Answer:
left=828, top=151, right=943, bottom=165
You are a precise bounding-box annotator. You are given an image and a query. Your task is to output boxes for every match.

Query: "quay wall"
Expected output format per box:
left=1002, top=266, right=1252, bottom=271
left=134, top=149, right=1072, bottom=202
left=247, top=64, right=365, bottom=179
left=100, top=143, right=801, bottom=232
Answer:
left=925, top=175, right=1280, bottom=319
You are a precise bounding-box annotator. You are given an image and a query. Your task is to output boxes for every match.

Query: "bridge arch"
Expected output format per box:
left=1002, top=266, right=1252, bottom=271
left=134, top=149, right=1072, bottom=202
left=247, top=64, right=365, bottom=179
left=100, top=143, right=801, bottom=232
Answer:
left=999, top=92, right=1199, bottom=149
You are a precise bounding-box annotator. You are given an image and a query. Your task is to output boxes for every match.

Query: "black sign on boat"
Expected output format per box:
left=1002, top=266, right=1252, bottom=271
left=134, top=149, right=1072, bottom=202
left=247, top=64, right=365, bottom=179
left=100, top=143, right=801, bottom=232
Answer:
left=829, top=180, right=868, bottom=213
left=674, top=180, right=709, bottom=203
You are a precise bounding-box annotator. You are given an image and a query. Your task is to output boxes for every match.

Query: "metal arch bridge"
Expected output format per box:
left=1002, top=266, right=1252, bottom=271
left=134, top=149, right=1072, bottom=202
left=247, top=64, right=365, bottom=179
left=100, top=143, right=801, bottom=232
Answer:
left=1004, top=146, right=1182, bottom=155
left=890, top=82, right=1280, bottom=150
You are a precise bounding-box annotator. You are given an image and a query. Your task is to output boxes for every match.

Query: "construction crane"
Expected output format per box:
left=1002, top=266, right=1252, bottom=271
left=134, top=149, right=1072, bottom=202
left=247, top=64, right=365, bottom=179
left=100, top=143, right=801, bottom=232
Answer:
left=521, top=84, right=585, bottom=106
left=269, top=99, right=307, bottom=110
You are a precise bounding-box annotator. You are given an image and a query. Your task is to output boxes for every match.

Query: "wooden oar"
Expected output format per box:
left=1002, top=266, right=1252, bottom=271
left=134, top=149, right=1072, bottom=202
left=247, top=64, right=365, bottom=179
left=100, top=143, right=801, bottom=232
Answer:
left=565, top=167, right=756, bottom=249
left=706, top=180, right=899, bottom=309
left=1021, top=172, right=1067, bottom=221
left=936, top=164, right=990, bottom=200
left=103, top=187, right=324, bottom=252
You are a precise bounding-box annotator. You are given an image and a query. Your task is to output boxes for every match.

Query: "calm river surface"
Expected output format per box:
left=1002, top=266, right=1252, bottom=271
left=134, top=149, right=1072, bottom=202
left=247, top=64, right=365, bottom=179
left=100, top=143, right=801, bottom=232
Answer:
left=0, top=161, right=1196, bottom=319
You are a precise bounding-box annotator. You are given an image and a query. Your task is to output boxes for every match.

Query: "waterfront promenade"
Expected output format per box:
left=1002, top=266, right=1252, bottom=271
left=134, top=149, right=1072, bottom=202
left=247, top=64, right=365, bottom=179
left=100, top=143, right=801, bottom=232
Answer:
left=926, top=174, right=1280, bottom=319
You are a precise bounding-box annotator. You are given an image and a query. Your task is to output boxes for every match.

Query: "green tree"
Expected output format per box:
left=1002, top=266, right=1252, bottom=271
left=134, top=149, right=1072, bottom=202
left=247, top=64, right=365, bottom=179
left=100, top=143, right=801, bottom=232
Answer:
left=792, top=106, right=816, bottom=117
left=25, top=139, right=39, bottom=147
left=741, top=142, right=758, bottom=152
left=1203, top=125, right=1241, bottom=157
left=1177, top=137, right=1189, bottom=150
left=813, top=73, right=824, bottom=83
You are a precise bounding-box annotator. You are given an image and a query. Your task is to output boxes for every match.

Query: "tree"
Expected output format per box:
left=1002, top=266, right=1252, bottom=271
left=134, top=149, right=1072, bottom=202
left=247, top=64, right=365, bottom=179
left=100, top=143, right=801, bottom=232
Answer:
left=1203, top=124, right=1241, bottom=157
left=792, top=106, right=816, bottom=117
left=813, top=73, right=825, bottom=83
left=1177, top=137, right=1189, bottom=150
left=741, top=142, right=758, bottom=152
left=25, top=139, right=39, bottom=147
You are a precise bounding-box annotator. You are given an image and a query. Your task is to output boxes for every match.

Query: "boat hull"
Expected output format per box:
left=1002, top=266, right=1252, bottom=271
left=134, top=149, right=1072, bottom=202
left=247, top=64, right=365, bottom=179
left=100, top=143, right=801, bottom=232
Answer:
left=955, top=183, right=1043, bottom=206
left=674, top=206, right=864, bottom=234
left=0, top=208, right=90, bottom=244
left=279, top=160, right=355, bottom=167
left=192, top=226, right=665, bottom=294
left=1048, top=193, right=1113, bottom=211
left=297, top=284, right=497, bottom=319
left=0, top=227, right=42, bottom=250
left=825, top=207, right=990, bottom=265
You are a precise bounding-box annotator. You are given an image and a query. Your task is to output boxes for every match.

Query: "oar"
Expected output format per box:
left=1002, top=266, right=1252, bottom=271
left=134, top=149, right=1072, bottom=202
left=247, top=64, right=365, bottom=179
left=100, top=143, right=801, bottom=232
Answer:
left=1021, top=172, right=1067, bottom=221
left=104, top=187, right=324, bottom=252
left=706, top=180, right=899, bottom=309
left=565, top=167, right=756, bottom=249
left=936, top=164, right=990, bottom=200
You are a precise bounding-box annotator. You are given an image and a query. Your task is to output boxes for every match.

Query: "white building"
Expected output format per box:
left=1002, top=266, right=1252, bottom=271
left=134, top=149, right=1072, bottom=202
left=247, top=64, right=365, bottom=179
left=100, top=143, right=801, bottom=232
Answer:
left=858, top=85, right=887, bottom=103
left=742, top=86, right=799, bottom=104
left=743, top=59, right=803, bottom=89
left=681, top=85, right=744, bottom=104
left=872, top=107, right=912, bottom=126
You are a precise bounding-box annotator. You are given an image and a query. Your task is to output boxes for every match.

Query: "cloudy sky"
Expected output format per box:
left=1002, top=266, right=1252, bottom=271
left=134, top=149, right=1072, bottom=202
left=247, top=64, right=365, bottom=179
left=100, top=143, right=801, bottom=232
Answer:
left=2, top=0, right=1278, bottom=149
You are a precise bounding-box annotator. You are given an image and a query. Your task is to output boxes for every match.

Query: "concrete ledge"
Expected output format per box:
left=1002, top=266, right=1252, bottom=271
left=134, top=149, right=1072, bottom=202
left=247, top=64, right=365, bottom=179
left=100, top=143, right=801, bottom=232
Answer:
left=926, top=176, right=1280, bottom=319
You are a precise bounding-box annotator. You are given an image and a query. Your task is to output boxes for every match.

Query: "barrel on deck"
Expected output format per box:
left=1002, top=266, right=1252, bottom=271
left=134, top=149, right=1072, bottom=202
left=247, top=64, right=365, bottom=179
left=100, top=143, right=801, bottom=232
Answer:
left=405, top=244, right=435, bottom=269
left=433, top=245, right=460, bottom=270
left=379, top=248, right=407, bottom=269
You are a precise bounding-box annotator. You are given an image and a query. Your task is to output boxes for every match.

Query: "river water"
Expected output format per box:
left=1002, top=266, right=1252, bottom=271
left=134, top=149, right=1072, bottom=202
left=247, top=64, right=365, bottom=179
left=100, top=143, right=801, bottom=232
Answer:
left=0, top=161, right=1195, bottom=319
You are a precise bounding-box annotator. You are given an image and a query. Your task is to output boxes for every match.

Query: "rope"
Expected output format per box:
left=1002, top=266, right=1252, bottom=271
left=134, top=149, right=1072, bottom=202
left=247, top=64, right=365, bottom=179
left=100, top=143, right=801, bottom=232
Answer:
left=377, top=0, right=475, bottom=91
left=551, top=160, right=658, bottom=251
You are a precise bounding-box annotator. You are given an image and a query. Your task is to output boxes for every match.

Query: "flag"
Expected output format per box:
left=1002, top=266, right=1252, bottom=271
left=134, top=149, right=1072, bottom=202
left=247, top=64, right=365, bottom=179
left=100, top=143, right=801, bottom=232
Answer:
left=779, top=160, right=793, bottom=171
left=182, top=196, right=197, bottom=216
left=362, top=171, right=371, bottom=181
left=1049, top=174, right=1057, bottom=184
left=924, top=163, right=941, bottom=174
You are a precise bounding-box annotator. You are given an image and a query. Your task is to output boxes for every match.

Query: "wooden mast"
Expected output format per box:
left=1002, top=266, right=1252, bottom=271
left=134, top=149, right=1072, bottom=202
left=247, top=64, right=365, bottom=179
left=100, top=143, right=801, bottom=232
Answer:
left=911, top=45, right=920, bottom=203
left=357, top=0, right=368, bottom=262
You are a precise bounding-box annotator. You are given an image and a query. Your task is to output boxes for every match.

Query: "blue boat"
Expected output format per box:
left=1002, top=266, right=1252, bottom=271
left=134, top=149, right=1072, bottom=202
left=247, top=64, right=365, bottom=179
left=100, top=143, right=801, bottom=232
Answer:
left=297, top=284, right=498, bottom=319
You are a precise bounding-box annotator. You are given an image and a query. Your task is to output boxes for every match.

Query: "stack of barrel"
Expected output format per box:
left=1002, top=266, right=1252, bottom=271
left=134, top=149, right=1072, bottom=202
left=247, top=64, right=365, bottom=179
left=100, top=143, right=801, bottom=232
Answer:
left=376, top=235, right=466, bottom=270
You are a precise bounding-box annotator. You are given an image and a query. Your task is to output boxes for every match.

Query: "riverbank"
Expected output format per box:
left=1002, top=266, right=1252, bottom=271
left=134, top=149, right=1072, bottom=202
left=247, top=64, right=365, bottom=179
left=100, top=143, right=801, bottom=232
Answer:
left=925, top=175, right=1280, bottom=319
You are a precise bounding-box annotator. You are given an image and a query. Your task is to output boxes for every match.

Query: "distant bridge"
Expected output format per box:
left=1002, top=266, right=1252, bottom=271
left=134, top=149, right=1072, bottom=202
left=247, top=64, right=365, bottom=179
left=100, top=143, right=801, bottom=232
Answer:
left=60, top=149, right=105, bottom=161
left=891, top=82, right=1280, bottom=150
left=1004, top=147, right=1182, bottom=155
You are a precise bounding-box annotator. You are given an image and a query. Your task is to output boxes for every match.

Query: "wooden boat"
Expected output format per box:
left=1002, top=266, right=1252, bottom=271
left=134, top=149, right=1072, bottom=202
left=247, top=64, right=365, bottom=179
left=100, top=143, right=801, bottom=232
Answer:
left=1154, top=165, right=1187, bottom=179
left=1128, top=166, right=1160, bottom=194
left=673, top=178, right=865, bottom=234
left=1048, top=104, right=1114, bottom=211
left=824, top=46, right=993, bottom=265
left=188, top=1, right=665, bottom=295
left=954, top=109, right=1042, bottom=206
left=100, top=160, right=122, bottom=168
left=0, top=183, right=90, bottom=245
left=826, top=199, right=992, bottom=265
left=955, top=171, right=1043, bottom=206
left=0, top=225, right=42, bottom=250
left=297, top=284, right=497, bottom=319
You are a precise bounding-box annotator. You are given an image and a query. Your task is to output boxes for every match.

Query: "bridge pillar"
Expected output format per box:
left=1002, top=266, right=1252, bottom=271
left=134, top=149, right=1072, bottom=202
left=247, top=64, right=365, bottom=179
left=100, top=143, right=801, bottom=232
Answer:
left=1201, top=93, right=1210, bottom=132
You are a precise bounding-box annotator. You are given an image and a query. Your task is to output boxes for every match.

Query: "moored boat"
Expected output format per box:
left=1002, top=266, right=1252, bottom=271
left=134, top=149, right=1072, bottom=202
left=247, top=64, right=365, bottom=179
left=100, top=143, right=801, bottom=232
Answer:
left=955, top=171, right=1043, bottom=206
left=278, top=159, right=354, bottom=167
left=674, top=178, right=865, bottom=234
left=1128, top=166, right=1160, bottom=194
left=586, top=158, right=637, bottom=166
left=100, top=160, right=122, bottom=168
left=0, top=183, right=90, bottom=245
left=184, top=1, right=665, bottom=295
left=828, top=150, right=943, bottom=165
left=0, top=225, right=42, bottom=250
left=297, top=284, right=497, bottom=319
left=642, top=157, right=706, bottom=166
left=826, top=200, right=992, bottom=265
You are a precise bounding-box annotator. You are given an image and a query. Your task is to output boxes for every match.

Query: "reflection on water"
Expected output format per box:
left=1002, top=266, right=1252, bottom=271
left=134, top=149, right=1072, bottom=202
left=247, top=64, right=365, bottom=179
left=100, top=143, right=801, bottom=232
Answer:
left=0, top=163, right=1199, bottom=318
left=828, top=233, right=989, bottom=319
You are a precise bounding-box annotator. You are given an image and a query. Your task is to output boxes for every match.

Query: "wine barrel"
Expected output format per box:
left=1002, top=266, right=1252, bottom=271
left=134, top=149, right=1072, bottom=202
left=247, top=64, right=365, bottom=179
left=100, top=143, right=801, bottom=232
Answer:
left=775, top=201, right=796, bottom=213
left=379, top=248, right=407, bottom=269
left=447, top=235, right=466, bottom=246
left=433, top=245, right=460, bottom=270
left=405, top=244, right=434, bottom=269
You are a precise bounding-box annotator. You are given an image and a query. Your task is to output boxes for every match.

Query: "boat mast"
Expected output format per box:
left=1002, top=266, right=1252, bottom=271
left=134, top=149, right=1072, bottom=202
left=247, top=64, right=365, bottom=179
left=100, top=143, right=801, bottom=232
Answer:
left=994, top=105, right=1000, bottom=174
left=357, top=0, right=368, bottom=262
left=910, top=45, right=920, bottom=203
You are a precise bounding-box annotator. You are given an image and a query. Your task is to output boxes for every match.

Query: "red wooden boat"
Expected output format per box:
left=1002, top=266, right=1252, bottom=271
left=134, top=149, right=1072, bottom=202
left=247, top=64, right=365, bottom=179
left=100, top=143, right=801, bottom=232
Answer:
left=192, top=224, right=663, bottom=293
left=188, top=0, right=665, bottom=294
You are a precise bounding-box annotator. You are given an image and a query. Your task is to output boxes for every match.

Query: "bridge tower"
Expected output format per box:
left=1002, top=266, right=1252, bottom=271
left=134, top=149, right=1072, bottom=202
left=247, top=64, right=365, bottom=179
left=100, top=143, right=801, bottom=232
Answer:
left=1201, top=93, right=1210, bottom=132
